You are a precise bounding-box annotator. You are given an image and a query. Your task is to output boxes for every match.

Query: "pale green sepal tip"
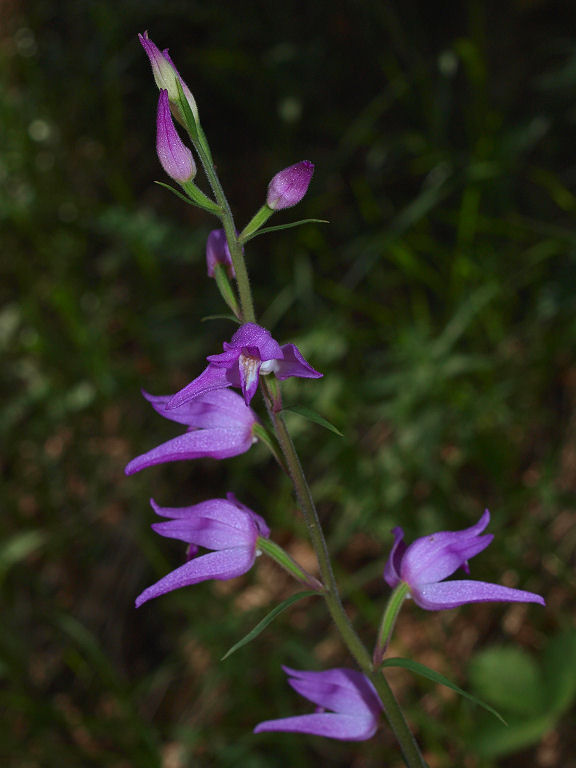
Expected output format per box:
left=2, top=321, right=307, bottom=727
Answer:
left=181, top=181, right=222, bottom=214
left=212, top=264, right=240, bottom=318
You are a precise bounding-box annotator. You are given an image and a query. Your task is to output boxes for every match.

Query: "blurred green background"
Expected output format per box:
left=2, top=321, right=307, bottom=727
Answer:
left=2, top=0, right=576, bottom=766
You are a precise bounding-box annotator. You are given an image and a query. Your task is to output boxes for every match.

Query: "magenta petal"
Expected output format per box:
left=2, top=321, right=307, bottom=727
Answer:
left=156, top=89, right=195, bottom=182
left=383, top=527, right=407, bottom=589
left=266, top=161, right=315, bottom=211
left=135, top=547, right=254, bottom=607
left=283, top=667, right=382, bottom=718
left=401, top=510, right=492, bottom=584
left=144, top=388, right=256, bottom=430
left=167, top=364, right=233, bottom=410
left=226, top=493, right=271, bottom=538
left=124, top=427, right=252, bottom=475
left=276, top=343, right=323, bottom=380
left=228, top=323, right=283, bottom=360
left=412, top=580, right=546, bottom=611
left=152, top=515, right=256, bottom=549
left=254, top=713, right=376, bottom=741
left=206, top=229, right=235, bottom=278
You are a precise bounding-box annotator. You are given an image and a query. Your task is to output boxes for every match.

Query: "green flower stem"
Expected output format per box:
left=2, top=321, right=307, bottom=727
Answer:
left=258, top=537, right=324, bottom=592
left=373, top=583, right=410, bottom=669
left=195, top=144, right=255, bottom=324
left=177, top=85, right=255, bottom=323
left=369, top=673, right=428, bottom=768
left=239, top=204, right=274, bottom=242
left=175, top=95, right=426, bottom=763
left=261, top=396, right=427, bottom=768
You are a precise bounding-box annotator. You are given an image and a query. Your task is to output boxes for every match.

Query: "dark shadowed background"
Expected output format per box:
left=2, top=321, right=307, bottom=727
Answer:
left=2, top=1, right=576, bottom=766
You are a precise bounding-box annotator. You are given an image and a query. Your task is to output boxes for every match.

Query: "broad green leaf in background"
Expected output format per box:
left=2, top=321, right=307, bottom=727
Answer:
left=467, top=646, right=544, bottom=716
left=542, top=627, right=576, bottom=716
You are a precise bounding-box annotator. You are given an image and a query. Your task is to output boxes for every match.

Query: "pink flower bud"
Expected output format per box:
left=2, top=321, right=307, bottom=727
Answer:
left=139, top=32, right=199, bottom=122
left=206, top=229, right=236, bottom=278
left=266, top=160, right=314, bottom=210
left=156, top=90, right=196, bottom=183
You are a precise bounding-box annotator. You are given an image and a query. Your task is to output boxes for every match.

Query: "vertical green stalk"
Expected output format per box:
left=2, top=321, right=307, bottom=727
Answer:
left=181, top=118, right=427, bottom=766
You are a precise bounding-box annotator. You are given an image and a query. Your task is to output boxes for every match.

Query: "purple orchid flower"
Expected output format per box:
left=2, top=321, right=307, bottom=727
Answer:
left=266, top=160, right=315, bottom=210
left=136, top=493, right=270, bottom=607
left=138, top=32, right=199, bottom=121
left=167, top=322, right=322, bottom=409
left=206, top=229, right=235, bottom=279
left=254, top=667, right=382, bottom=741
left=383, top=510, right=546, bottom=611
left=124, top=389, right=258, bottom=476
left=156, top=90, right=196, bottom=183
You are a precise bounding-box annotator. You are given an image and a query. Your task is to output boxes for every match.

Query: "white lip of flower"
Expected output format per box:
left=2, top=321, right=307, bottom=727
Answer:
left=259, top=360, right=279, bottom=375
left=239, top=354, right=279, bottom=394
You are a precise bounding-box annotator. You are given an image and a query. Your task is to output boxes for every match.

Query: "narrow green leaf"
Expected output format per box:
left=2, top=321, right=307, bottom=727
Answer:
left=282, top=405, right=343, bottom=437
left=242, top=219, right=329, bottom=243
left=200, top=314, right=241, bottom=324
left=154, top=181, right=196, bottom=205
left=381, top=657, right=507, bottom=725
left=221, top=591, right=318, bottom=661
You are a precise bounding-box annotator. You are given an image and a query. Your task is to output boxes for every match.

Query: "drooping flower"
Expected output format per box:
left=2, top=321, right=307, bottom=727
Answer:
left=125, top=389, right=258, bottom=476
left=138, top=31, right=199, bottom=121
left=156, top=90, right=196, bottom=183
left=266, top=161, right=314, bottom=210
left=206, top=229, right=235, bottom=279
left=167, top=322, right=322, bottom=409
left=254, top=667, right=382, bottom=741
left=383, top=510, right=546, bottom=611
left=136, top=494, right=269, bottom=607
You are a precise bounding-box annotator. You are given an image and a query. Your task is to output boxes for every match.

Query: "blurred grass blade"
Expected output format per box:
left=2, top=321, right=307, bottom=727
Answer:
left=381, top=657, right=507, bottom=725
left=221, top=591, right=317, bottom=661
left=0, top=530, right=45, bottom=581
left=282, top=406, right=344, bottom=437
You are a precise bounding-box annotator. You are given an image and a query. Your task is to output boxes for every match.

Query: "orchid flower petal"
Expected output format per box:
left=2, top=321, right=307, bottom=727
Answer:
left=135, top=547, right=255, bottom=607
left=412, top=579, right=546, bottom=611
left=168, top=364, right=234, bottom=410
left=254, top=712, right=377, bottom=741
left=124, top=427, right=253, bottom=475
left=383, top=527, right=407, bottom=589
left=401, top=510, right=492, bottom=584
left=152, top=515, right=256, bottom=550
left=276, top=343, right=323, bottom=380
left=143, top=388, right=256, bottom=430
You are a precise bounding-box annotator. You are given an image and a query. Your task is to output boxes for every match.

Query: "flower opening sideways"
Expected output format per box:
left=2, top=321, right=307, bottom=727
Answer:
left=156, top=90, right=196, bottom=183
left=167, top=322, right=322, bottom=408
left=135, top=494, right=270, bottom=607
left=266, top=160, right=314, bottom=210
left=125, top=389, right=258, bottom=476
left=383, top=510, right=546, bottom=611
left=206, top=229, right=236, bottom=278
left=254, top=667, right=382, bottom=741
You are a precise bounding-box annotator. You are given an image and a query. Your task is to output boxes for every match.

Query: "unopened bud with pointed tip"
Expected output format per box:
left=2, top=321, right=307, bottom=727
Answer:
left=156, top=90, right=196, bottom=183
left=206, top=229, right=236, bottom=278
left=266, top=160, right=314, bottom=210
left=139, top=31, right=199, bottom=123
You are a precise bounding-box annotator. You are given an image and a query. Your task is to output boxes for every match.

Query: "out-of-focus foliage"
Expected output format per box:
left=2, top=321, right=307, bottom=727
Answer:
left=2, top=1, right=575, bottom=766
